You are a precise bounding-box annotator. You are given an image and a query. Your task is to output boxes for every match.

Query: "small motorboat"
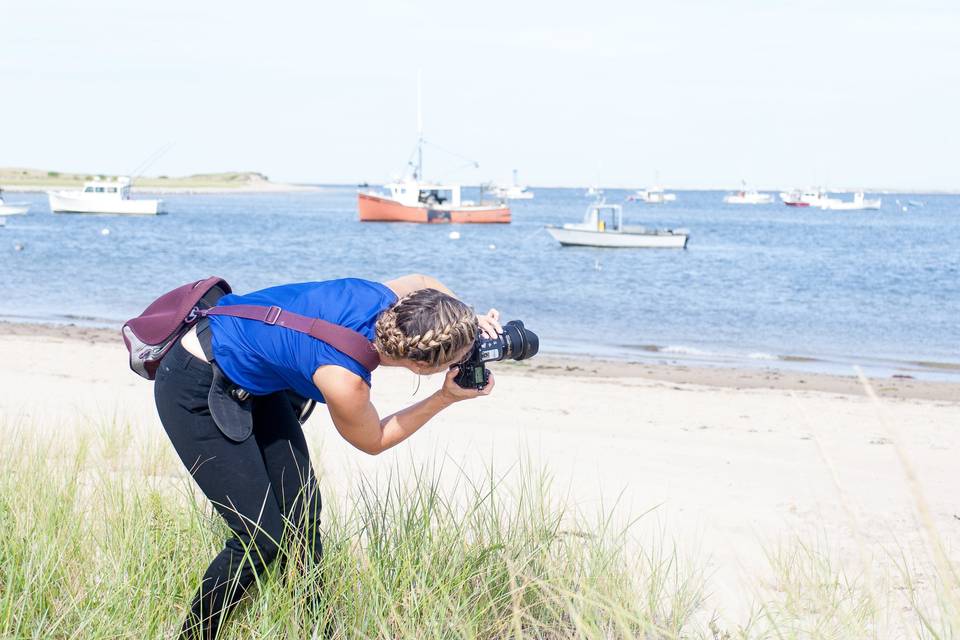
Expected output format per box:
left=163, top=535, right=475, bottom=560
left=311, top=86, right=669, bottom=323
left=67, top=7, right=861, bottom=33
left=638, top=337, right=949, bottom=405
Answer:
left=780, top=187, right=832, bottom=208
left=723, top=182, right=772, bottom=204
left=49, top=177, right=163, bottom=215
left=546, top=200, right=688, bottom=249
left=0, top=189, right=30, bottom=216
left=629, top=185, right=677, bottom=204
left=488, top=170, right=534, bottom=200
left=819, top=191, right=881, bottom=211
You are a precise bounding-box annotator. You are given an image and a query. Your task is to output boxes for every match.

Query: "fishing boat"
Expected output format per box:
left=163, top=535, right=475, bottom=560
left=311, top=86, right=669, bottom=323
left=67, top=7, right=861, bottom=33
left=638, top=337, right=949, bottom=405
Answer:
left=779, top=188, right=832, bottom=208
left=723, top=182, right=772, bottom=204
left=629, top=186, right=677, bottom=204
left=546, top=200, right=688, bottom=249
left=358, top=76, right=509, bottom=224
left=819, top=191, right=881, bottom=211
left=48, top=177, right=162, bottom=215
left=488, top=169, right=533, bottom=200
left=359, top=181, right=510, bottom=223
left=0, top=189, right=30, bottom=216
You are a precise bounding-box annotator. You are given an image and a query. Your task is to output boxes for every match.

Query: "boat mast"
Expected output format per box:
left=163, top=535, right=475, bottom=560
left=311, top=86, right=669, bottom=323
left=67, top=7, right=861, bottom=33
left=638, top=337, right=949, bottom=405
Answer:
left=415, top=71, right=423, bottom=181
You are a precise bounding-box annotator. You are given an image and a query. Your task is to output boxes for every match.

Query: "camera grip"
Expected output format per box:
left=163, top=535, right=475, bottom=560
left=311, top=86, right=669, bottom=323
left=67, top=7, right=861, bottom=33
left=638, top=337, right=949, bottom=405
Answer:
left=454, top=363, right=489, bottom=390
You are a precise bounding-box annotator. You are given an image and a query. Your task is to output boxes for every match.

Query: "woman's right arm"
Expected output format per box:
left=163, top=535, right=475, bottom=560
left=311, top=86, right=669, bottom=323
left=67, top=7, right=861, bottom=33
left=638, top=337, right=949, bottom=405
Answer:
left=314, top=365, right=493, bottom=456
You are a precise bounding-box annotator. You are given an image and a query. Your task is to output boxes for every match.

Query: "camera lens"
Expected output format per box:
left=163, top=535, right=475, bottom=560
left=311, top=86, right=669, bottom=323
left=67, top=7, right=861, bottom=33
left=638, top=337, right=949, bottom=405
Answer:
left=501, top=320, right=539, bottom=361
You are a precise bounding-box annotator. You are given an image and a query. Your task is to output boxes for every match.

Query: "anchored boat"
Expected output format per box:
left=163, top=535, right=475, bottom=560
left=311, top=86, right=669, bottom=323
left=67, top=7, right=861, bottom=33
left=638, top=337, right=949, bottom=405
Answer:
left=779, top=187, right=832, bottom=208
left=546, top=200, right=688, bottom=249
left=628, top=185, right=677, bottom=204
left=358, top=74, right=509, bottom=224
left=49, top=177, right=162, bottom=215
left=819, top=191, right=881, bottom=210
left=359, top=181, right=510, bottom=223
left=488, top=169, right=534, bottom=200
left=723, top=182, right=772, bottom=204
left=0, top=189, right=30, bottom=216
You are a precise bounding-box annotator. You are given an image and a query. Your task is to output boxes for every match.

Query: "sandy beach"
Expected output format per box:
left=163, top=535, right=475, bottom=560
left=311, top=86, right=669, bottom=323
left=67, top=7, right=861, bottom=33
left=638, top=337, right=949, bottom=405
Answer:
left=1, top=321, right=958, bottom=627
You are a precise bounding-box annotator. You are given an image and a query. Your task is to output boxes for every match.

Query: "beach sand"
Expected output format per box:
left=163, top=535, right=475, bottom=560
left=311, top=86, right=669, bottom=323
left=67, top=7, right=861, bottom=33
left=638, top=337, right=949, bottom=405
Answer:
left=2, top=321, right=958, bottom=625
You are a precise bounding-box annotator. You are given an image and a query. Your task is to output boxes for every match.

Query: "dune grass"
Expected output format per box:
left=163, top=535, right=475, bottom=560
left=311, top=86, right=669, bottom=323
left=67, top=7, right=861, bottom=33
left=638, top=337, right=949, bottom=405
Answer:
left=0, top=419, right=956, bottom=639
left=0, top=426, right=704, bottom=639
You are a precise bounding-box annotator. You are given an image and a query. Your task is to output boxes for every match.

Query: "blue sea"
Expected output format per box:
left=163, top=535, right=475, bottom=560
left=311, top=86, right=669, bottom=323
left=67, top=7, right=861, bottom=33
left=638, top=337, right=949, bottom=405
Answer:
left=2, top=187, right=958, bottom=379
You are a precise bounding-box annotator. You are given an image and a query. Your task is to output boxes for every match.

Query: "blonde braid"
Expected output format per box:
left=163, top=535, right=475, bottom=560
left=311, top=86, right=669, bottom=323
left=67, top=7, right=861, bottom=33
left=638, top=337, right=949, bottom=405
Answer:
left=375, top=289, right=478, bottom=367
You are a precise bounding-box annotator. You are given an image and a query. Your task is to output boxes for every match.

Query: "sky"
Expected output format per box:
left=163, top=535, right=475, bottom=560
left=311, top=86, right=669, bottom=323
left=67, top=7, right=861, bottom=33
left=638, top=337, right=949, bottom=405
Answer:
left=3, top=0, right=959, bottom=190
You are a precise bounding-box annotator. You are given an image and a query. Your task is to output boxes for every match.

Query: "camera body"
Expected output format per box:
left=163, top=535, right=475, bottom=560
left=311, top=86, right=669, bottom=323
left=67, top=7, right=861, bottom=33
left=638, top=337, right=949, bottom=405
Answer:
left=454, top=320, right=539, bottom=390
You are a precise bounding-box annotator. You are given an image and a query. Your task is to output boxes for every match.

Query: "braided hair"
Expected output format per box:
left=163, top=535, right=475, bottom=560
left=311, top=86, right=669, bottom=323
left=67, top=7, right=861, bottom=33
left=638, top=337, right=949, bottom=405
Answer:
left=374, top=289, right=477, bottom=368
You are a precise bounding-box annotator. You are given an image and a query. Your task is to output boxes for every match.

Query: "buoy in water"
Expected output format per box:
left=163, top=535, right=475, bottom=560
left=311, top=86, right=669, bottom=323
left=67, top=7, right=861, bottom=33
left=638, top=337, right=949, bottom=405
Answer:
left=14, top=242, right=25, bottom=252
left=488, top=244, right=496, bottom=250
left=448, top=231, right=461, bottom=240
left=101, top=228, right=111, bottom=236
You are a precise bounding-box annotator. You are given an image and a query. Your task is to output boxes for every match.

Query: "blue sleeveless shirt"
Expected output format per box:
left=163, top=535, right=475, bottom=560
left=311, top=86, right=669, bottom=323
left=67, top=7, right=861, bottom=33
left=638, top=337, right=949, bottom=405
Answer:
left=208, top=278, right=397, bottom=404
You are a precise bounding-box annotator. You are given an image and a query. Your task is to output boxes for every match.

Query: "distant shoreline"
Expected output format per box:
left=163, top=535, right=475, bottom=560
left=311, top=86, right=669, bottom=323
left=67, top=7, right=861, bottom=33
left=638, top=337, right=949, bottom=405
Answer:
left=3, top=164, right=958, bottom=196
left=1, top=183, right=322, bottom=194
left=7, top=183, right=957, bottom=196
left=0, top=167, right=322, bottom=194
left=0, top=182, right=323, bottom=195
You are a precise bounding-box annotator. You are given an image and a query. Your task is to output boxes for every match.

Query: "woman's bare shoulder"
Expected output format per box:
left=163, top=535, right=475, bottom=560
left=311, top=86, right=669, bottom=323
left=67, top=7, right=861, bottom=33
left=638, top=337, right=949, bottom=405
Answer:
left=312, top=364, right=368, bottom=397
left=382, top=274, right=455, bottom=298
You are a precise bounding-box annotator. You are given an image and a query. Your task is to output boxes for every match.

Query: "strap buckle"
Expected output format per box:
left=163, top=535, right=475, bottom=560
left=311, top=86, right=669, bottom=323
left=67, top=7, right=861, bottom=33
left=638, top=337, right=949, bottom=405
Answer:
left=264, top=306, right=282, bottom=325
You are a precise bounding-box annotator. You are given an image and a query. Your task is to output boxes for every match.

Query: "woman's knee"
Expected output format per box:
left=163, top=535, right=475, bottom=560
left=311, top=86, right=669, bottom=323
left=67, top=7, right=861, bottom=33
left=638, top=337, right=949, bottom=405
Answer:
left=225, top=530, right=282, bottom=570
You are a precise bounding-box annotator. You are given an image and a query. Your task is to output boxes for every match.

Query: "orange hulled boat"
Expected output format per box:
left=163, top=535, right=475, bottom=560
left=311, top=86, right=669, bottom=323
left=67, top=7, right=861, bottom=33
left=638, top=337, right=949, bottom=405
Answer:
left=358, top=181, right=510, bottom=224
left=358, top=74, right=510, bottom=224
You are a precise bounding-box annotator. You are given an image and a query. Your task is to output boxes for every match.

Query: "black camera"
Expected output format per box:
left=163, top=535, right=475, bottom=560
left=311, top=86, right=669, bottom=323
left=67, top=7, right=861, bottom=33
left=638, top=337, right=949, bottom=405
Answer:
left=454, top=320, right=540, bottom=390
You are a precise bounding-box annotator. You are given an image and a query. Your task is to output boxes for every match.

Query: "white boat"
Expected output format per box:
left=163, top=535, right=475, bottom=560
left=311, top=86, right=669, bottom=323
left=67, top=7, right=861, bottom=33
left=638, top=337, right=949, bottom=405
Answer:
left=0, top=202, right=30, bottom=216
left=779, top=187, right=833, bottom=208
left=819, top=191, right=881, bottom=211
left=489, top=170, right=534, bottom=200
left=585, top=185, right=601, bottom=197
left=48, top=177, right=163, bottom=215
left=546, top=200, right=688, bottom=249
left=629, top=186, right=677, bottom=204
left=0, top=190, right=30, bottom=216
left=723, top=182, right=772, bottom=204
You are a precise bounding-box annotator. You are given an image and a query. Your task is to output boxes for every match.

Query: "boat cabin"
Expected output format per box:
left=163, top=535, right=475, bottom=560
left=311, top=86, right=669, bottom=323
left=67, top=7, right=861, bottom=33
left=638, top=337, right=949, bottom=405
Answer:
left=386, top=180, right=464, bottom=208
left=565, top=201, right=623, bottom=233
left=81, top=177, right=131, bottom=199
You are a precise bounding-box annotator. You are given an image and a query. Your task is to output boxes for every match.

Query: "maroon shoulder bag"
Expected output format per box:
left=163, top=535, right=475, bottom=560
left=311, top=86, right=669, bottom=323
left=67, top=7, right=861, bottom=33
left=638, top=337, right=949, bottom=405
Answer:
left=122, top=276, right=380, bottom=380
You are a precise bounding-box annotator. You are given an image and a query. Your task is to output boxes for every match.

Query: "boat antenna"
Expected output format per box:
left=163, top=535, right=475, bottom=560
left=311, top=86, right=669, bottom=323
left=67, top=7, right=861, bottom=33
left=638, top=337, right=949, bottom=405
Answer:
left=403, top=71, right=480, bottom=179
left=128, top=142, right=175, bottom=183
left=421, top=139, right=479, bottom=170
left=415, top=70, right=423, bottom=181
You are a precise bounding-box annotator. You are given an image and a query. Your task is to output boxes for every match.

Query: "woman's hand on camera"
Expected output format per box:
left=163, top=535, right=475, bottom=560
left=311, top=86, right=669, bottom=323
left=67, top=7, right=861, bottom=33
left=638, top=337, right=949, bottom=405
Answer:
left=477, top=308, right=502, bottom=339
left=438, top=367, right=495, bottom=403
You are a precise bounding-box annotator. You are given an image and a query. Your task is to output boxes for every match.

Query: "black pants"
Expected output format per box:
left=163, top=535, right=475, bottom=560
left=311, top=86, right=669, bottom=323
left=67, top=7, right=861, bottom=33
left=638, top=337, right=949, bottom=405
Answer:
left=154, top=340, right=322, bottom=639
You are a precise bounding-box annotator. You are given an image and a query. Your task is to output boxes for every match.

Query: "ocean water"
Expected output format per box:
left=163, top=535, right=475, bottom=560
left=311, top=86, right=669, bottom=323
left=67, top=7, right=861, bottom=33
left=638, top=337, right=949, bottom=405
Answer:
left=2, top=187, right=958, bottom=379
